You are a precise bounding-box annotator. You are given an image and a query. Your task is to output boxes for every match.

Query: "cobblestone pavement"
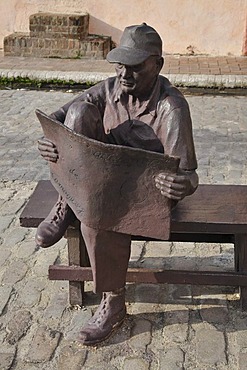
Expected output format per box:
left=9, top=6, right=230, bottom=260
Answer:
left=0, top=88, right=247, bottom=370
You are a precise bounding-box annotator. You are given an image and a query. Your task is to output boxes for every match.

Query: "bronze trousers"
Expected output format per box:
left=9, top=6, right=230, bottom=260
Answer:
left=64, top=101, right=131, bottom=293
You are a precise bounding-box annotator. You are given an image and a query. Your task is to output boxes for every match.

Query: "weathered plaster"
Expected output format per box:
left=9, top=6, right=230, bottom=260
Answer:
left=0, top=0, right=247, bottom=55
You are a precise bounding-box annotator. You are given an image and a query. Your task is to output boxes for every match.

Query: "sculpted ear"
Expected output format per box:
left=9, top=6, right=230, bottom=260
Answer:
left=157, top=57, right=164, bottom=72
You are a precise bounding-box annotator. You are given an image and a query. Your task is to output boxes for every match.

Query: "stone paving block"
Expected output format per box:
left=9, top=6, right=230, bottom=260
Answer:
left=195, top=326, right=226, bottom=365
left=85, top=367, right=118, bottom=370
left=0, top=285, right=13, bottom=315
left=63, top=308, right=92, bottom=341
left=26, top=325, right=61, bottom=363
left=14, top=239, right=38, bottom=259
left=0, top=216, right=14, bottom=234
left=239, top=352, right=247, bottom=370
left=236, top=330, right=247, bottom=348
left=129, top=318, right=152, bottom=349
left=14, top=278, right=46, bottom=308
left=4, top=168, right=31, bottom=180
left=43, top=291, right=68, bottom=322
left=31, top=247, right=62, bottom=277
left=106, top=318, right=132, bottom=346
left=2, top=260, right=28, bottom=285
left=0, top=248, right=12, bottom=267
left=83, top=344, right=122, bottom=368
left=39, top=281, right=68, bottom=312
left=163, top=308, right=189, bottom=344
left=1, top=227, right=28, bottom=247
left=6, top=310, right=32, bottom=344
left=5, top=363, right=41, bottom=370
left=159, top=347, right=185, bottom=370
left=0, top=346, right=17, bottom=370
left=123, top=357, right=149, bottom=370
left=164, top=322, right=189, bottom=345
left=57, top=344, right=87, bottom=370
left=146, top=319, right=165, bottom=353
left=84, top=364, right=118, bottom=370
left=226, top=325, right=247, bottom=368
left=1, top=198, right=26, bottom=215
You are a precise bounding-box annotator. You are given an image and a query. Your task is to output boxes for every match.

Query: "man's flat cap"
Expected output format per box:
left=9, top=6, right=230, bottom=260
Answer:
left=107, top=23, right=162, bottom=66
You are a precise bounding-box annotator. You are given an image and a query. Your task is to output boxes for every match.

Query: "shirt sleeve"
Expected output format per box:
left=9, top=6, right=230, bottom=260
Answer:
left=157, top=99, right=198, bottom=171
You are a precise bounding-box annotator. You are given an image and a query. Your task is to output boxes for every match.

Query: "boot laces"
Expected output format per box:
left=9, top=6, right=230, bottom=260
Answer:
left=92, top=293, right=108, bottom=325
left=50, top=199, right=67, bottom=224
left=91, top=290, right=125, bottom=326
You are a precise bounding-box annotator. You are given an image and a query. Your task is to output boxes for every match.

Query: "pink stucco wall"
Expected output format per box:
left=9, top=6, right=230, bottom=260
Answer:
left=0, top=0, right=246, bottom=55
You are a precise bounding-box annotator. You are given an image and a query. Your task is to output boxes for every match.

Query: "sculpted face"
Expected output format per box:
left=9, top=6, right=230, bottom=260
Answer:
left=115, top=56, right=164, bottom=99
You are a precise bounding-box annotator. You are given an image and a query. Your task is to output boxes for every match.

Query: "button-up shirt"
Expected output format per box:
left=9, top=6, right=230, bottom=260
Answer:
left=52, top=75, right=197, bottom=171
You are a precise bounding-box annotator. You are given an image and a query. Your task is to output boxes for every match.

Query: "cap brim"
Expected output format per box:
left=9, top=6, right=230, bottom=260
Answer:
left=106, top=47, right=151, bottom=65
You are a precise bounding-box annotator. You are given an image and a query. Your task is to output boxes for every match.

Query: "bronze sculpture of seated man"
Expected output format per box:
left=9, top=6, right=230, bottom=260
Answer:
left=36, top=23, right=198, bottom=345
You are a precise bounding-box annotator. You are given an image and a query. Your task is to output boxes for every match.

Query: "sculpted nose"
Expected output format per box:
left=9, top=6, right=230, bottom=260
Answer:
left=122, top=66, right=132, bottom=78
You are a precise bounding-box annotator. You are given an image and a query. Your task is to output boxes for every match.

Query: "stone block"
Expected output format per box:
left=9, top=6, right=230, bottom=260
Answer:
left=2, top=260, right=28, bottom=285
left=159, top=347, right=185, bottom=370
left=0, top=347, right=16, bottom=370
left=57, top=344, right=87, bottom=370
left=6, top=310, right=32, bottom=344
left=64, top=308, right=92, bottom=340
left=195, top=326, right=226, bottom=365
left=26, top=325, right=61, bottom=363
left=129, top=318, right=152, bottom=349
left=15, top=279, right=44, bottom=308
left=0, top=285, right=13, bottom=315
left=124, top=358, right=149, bottom=370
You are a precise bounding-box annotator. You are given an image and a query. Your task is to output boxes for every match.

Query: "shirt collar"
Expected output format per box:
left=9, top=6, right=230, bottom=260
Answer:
left=113, top=77, right=160, bottom=117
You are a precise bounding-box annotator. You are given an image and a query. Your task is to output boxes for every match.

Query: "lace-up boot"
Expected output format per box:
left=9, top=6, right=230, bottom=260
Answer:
left=35, top=196, right=75, bottom=248
left=79, top=287, right=126, bottom=345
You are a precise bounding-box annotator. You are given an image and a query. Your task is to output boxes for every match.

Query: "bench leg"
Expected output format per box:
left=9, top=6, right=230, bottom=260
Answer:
left=66, top=227, right=90, bottom=306
left=235, top=234, right=247, bottom=310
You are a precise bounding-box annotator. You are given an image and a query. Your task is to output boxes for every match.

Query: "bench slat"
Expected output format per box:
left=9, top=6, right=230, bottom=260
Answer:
left=49, top=265, right=247, bottom=287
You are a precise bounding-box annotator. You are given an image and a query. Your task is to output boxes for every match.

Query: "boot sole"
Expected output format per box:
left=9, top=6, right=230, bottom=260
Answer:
left=79, top=314, right=126, bottom=346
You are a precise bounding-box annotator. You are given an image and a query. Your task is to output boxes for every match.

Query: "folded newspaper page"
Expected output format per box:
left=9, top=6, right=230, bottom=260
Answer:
left=36, top=109, right=180, bottom=239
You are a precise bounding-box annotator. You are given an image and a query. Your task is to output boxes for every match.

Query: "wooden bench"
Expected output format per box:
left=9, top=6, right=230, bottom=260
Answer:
left=20, top=180, right=247, bottom=309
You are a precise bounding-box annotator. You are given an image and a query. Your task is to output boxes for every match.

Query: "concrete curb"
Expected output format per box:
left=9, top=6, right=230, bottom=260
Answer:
left=0, top=68, right=246, bottom=88
left=167, top=73, right=247, bottom=88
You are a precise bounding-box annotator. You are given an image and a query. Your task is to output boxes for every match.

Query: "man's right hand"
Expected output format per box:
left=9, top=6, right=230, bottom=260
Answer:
left=37, top=138, right=58, bottom=163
